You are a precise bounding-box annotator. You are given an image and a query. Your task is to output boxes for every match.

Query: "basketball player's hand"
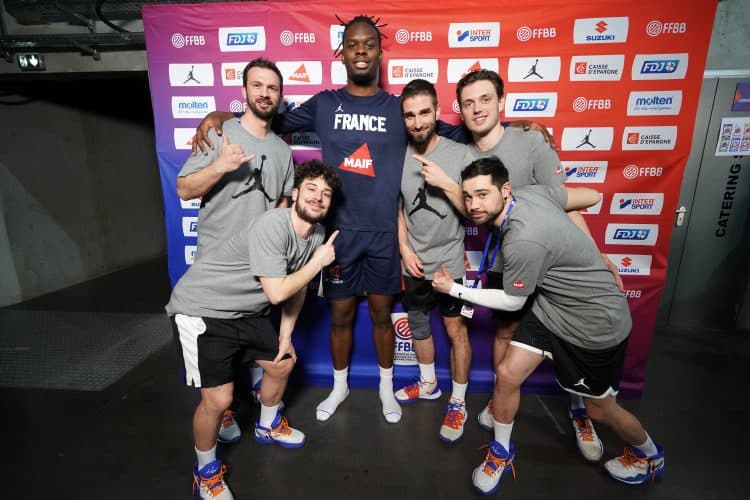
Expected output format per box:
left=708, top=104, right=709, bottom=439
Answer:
left=217, top=134, right=254, bottom=173
left=191, top=111, right=236, bottom=155
left=507, top=120, right=557, bottom=150
left=312, top=230, right=339, bottom=268
left=274, top=334, right=297, bottom=364
left=401, top=246, right=424, bottom=278
left=431, top=264, right=454, bottom=294
left=603, top=254, right=625, bottom=292
left=413, top=153, right=452, bottom=190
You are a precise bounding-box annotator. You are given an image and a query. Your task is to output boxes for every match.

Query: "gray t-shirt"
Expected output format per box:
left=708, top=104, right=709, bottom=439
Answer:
left=470, top=126, right=565, bottom=189
left=401, top=138, right=474, bottom=279
left=165, top=208, right=324, bottom=319
left=495, top=185, right=631, bottom=349
left=179, top=119, right=294, bottom=258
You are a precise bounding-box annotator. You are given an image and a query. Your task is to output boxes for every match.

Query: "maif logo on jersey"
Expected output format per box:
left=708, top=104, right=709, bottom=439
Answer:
left=610, top=193, right=664, bottom=215
left=446, top=59, right=499, bottom=83
left=569, top=55, right=624, bottom=81
left=169, top=63, right=214, bottom=87
left=627, top=91, right=682, bottom=115
left=605, top=224, right=659, bottom=246
left=622, top=126, right=677, bottom=150
left=448, top=22, right=500, bottom=48
left=507, top=57, right=561, bottom=82
left=218, top=27, right=266, bottom=52
left=562, top=161, right=608, bottom=183
left=505, top=93, right=557, bottom=117
left=560, top=127, right=614, bottom=151
left=339, top=144, right=375, bottom=177
left=275, top=61, right=323, bottom=85
left=632, top=53, right=688, bottom=80
left=573, top=17, right=629, bottom=44
left=607, top=254, right=652, bottom=275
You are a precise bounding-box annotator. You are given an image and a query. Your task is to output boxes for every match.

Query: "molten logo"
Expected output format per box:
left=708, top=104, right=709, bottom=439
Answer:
left=289, top=64, right=310, bottom=82
left=596, top=21, right=608, bottom=33
left=339, top=143, right=375, bottom=177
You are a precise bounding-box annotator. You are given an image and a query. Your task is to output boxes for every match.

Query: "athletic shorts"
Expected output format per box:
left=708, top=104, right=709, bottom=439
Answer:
left=171, top=314, right=280, bottom=389
left=402, top=275, right=463, bottom=317
left=510, top=311, right=628, bottom=399
left=322, top=228, right=402, bottom=299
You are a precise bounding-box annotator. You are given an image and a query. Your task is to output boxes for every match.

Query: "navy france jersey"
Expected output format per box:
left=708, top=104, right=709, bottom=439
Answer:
left=276, top=89, right=407, bottom=232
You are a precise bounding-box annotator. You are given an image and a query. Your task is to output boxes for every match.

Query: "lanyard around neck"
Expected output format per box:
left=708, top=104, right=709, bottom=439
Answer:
left=472, top=196, right=516, bottom=288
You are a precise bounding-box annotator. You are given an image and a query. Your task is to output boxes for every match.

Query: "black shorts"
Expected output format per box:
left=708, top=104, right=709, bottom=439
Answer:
left=402, top=275, right=463, bottom=317
left=171, top=314, right=280, bottom=389
left=510, top=312, right=628, bottom=398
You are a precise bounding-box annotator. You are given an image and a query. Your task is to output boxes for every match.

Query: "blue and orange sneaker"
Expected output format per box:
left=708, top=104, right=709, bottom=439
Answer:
left=193, top=460, right=233, bottom=499
left=604, top=443, right=665, bottom=484
left=254, top=412, right=306, bottom=448
left=217, top=409, right=241, bottom=444
left=472, top=440, right=516, bottom=495
left=394, top=378, right=442, bottom=403
left=568, top=407, right=603, bottom=462
left=439, top=398, right=467, bottom=443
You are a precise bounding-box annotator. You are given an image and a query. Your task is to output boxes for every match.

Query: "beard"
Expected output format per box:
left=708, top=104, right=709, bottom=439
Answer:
left=409, top=122, right=437, bottom=147
left=348, top=66, right=378, bottom=87
left=246, top=98, right=278, bottom=120
left=295, top=200, right=326, bottom=224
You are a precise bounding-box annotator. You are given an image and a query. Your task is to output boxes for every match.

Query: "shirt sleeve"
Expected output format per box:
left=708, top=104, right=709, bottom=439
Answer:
left=247, top=216, right=290, bottom=278
left=178, top=129, right=220, bottom=177
left=273, top=94, right=317, bottom=134
left=437, top=120, right=472, bottom=144
left=530, top=133, right=565, bottom=187
left=502, top=239, right=552, bottom=296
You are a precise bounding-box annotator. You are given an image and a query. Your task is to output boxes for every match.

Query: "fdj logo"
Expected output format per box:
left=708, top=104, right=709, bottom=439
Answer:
left=513, top=99, right=549, bottom=111
left=613, top=228, right=650, bottom=240
left=641, top=60, right=679, bottom=74
left=227, top=32, right=258, bottom=46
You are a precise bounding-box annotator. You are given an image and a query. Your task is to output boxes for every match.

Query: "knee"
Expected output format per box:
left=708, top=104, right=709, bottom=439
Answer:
left=408, top=310, right=431, bottom=340
left=496, top=361, right=523, bottom=388
left=201, top=388, right=233, bottom=414
left=582, top=398, right=607, bottom=422
left=444, top=319, right=468, bottom=343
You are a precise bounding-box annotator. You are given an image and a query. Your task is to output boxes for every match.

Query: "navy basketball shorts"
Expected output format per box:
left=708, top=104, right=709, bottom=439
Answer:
left=322, top=228, right=402, bottom=299
left=171, top=314, right=280, bottom=388
left=510, top=311, right=628, bottom=399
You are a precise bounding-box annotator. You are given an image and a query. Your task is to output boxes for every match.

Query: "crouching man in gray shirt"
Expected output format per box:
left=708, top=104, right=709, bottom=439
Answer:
left=166, top=160, right=340, bottom=500
left=432, top=156, right=664, bottom=495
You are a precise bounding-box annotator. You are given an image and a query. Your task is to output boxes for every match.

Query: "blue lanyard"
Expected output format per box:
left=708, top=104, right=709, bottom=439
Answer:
left=472, top=196, right=516, bottom=288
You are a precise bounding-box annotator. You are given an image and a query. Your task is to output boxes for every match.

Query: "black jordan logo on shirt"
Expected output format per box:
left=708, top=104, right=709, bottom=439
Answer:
left=232, top=154, right=274, bottom=201
left=409, top=185, right=446, bottom=219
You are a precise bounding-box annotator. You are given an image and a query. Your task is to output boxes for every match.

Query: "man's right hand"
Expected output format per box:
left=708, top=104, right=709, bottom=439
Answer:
left=217, top=134, right=254, bottom=174
left=313, top=230, right=339, bottom=268
left=401, top=246, right=424, bottom=278
left=191, top=111, right=236, bottom=156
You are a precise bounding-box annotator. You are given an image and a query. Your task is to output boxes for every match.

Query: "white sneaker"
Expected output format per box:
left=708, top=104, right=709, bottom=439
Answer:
left=471, top=440, right=516, bottom=495
left=477, top=399, right=494, bottom=431
left=193, top=460, right=234, bottom=499
left=254, top=412, right=306, bottom=449
left=439, top=398, right=467, bottom=443
left=216, top=409, right=241, bottom=444
left=568, top=407, right=603, bottom=462
left=394, top=378, right=441, bottom=403
left=604, top=443, right=665, bottom=484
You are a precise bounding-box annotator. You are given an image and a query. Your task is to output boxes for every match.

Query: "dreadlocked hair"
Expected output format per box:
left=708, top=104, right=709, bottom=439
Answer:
left=333, top=14, right=388, bottom=57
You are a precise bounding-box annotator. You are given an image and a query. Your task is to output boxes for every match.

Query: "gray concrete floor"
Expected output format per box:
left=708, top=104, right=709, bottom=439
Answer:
left=2, top=256, right=747, bottom=499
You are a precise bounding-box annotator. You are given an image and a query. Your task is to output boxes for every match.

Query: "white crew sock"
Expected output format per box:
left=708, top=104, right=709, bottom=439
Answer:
left=633, top=432, right=658, bottom=457
left=418, top=362, right=436, bottom=383
left=451, top=380, right=468, bottom=402
left=195, top=444, right=217, bottom=469
left=259, top=402, right=281, bottom=429
left=316, top=367, right=350, bottom=421
left=379, top=365, right=402, bottom=423
left=493, top=420, right=514, bottom=451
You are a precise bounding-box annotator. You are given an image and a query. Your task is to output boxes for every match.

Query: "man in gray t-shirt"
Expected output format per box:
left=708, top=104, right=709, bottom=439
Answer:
left=433, top=157, right=664, bottom=495
left=168, top=161, right=340, bottom=499
left=393, top=79, right=475, bottom=443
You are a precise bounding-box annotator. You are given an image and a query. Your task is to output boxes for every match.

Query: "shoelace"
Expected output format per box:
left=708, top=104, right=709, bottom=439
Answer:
left=443, top=400, right=466, bottom=429
left=220, top=410, right=235, bottom=429
left=479, top=445, right=516, bottom=479
left=404, top=378, right=435, bottom=399
left=572, top=415, right=595, bottom=442
left=271, top=416, right=293, bottom=436
left=193, top=464, right=228, bottom=497
left=617, top=446, right=648, bottom=469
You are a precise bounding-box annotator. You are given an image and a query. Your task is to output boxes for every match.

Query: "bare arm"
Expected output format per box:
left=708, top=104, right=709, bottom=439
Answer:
left=191, top=111, right=236, bottom=155
left=273, top=286, right=307, bottom=364
left=565, top=187, right=601, bottom=211
left=259, top=231, right=338, bottom=305
left=398, top=198, right=424, bottom=278
left=176, top=134, right=253, bottom=200
left=412, top=153, right=468, bottom=216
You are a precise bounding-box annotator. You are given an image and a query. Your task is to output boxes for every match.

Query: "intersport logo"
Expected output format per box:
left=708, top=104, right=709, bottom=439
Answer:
left=388, top=59, right=439, bottom=84
left=607, top=254, right=653, bottom=275
left=276, top=61, right=323, bottom=85
left=622, top=126, right=677, bottom=150
left=448, top=22, right=500, bottom=48
left=631, top=53, right=688, bottom=80
left=610, top=193, right=664, bottom=215
left=446, top=59, right=499, bottom=83
left=569, top=55, right=624, bottom=81
left=504, top=92, right=558, bottom=117
left=171, top=96, right=216, bottom=119
left=560, top=127, right=614, bottom=151
left=573, top=17, right=629, bottom=44
left=627, top=91, right=682, bottom=116
left=507, top=57, right=561, bottom=82
left=169, top=63, right=214, bottom=87
left=561, top=161, right=608, bottom=184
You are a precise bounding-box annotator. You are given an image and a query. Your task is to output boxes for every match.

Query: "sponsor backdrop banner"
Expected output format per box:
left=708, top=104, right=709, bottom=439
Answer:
left=143, top=0, right=717, bottom=396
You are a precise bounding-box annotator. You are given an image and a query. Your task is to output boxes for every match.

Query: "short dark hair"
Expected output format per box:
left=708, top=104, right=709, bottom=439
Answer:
left=242, top=57, right=284, bottom=95
left=334, top=14, right=387, bottom=56
left=456, top=69, right=504, bottom=104
left=400, top=79, right=438, bottom=112
left=294, top=159, right=341, bottom=194
left=461, top=156, right=509, bottom=189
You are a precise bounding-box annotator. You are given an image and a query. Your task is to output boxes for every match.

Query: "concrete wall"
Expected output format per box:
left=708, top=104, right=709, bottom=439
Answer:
left=0, top=75, right=165, bottom=305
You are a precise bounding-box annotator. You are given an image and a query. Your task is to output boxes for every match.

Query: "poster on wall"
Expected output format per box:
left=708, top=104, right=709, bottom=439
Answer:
left=143, top=0, right=718, bottom=396
left=715, top=117, right=750, bottom=156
